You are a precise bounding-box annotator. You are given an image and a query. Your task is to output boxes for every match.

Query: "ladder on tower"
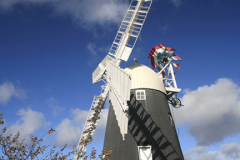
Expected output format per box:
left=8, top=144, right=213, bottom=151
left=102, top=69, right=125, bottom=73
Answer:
left=108, top=0, right=152, bottom=62
left=74, top=84, right=109, bottom=159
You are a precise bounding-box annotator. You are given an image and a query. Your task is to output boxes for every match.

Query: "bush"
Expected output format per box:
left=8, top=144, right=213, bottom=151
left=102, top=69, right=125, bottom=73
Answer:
left=0, top=113, right=112, bottom=160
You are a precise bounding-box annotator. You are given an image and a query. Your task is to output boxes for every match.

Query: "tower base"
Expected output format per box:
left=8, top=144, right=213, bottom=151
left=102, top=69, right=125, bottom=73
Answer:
left=103, top=89, right=184, bottom=160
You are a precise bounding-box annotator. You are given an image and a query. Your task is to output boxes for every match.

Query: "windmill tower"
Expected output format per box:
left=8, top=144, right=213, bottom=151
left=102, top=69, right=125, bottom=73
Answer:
left=74, top=0, right=184, bottom=160
left=103, top=44, right=184, bottom=160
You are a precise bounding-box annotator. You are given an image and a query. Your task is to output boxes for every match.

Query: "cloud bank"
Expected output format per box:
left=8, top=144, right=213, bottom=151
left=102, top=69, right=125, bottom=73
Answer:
left=54, top=108, right=108, bottom=146
left=0, top=0, right=186, bottom=29
left=0, top=0, right=129, bottom=27
left=0, top=81, right=27, bottom=105
left=5, top=108, right=50, bottom=141
left=184, top=143, right=240, bottom=160
left=174, top=78, right=240, bottom=145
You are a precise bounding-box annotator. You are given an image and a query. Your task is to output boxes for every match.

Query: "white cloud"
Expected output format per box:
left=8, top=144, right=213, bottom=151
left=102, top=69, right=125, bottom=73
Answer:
left=5, top=108, right=50, bottom=140
left=174, top=78, right=240, bottom=145
left=47, top=97, right=65, bottom=117
left=54, top=107, right=108, bottom=146
left=0, top=0, right=129, bottom=27
left=54, top=0, right=128, bottom=27
left=86, top=42, right=109, bottom=66
left=184, top=146, right=223, bottom=160
left=87, top=43, right=98, bottom=56
left=221, top=143, right=240, bottom=160
left=171, top=0, right=182, bottom=7
left=0, top=81, right=27, bottom=105
left=55, top=118, right=81, bottom=147
left=185, top=146, right=208, bottom=156
left=184, top=143, right=240, bottom=160
left=70, top=108, right=90, bottom=126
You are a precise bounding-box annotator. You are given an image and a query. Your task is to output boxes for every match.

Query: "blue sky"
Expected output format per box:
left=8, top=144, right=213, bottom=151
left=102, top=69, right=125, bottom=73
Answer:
left=0, top=0, right=240, bottom=159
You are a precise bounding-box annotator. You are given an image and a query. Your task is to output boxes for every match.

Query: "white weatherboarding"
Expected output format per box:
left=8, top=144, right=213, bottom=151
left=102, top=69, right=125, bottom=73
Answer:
left=74, top=0, right=153, bottom=159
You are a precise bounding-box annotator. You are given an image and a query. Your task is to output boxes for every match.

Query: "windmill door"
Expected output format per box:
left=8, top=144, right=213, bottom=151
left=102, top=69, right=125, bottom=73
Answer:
left=138, top=146, right=152, bottom=160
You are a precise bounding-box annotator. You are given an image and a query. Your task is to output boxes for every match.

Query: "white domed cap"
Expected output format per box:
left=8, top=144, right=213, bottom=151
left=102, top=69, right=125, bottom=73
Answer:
left=124, top=64, right=166, bottom=94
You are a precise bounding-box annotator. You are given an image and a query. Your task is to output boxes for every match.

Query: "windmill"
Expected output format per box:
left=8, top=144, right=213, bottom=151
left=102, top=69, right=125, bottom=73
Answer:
left=74, top=0, right=184, bottom=160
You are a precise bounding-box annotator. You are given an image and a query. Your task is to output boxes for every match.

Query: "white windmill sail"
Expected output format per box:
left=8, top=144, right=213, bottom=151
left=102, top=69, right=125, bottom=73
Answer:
left=106, top=61, right=131, bottom=140
left=108, top=0, right=152, bottom=62
left=92, top=55, right=116, bottom=84
left=109, top=90, right=129, bottom=140
left=75, top=0, right=153, bottom=159
left=92, top=0, right=152, bottom=84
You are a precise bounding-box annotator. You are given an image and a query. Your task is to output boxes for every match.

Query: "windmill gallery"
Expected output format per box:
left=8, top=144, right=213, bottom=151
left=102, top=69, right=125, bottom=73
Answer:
left=75, top=0, right=184, bottom=159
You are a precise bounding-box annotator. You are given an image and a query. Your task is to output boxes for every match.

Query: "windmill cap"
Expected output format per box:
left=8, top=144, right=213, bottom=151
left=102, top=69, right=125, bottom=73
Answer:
left=124, top=64, right=166, bottom=94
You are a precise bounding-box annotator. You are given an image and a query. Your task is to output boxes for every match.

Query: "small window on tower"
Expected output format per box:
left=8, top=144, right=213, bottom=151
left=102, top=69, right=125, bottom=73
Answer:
left=136, top=90, right=146, bottom=100
left=138, top=146, right=152, bottom=160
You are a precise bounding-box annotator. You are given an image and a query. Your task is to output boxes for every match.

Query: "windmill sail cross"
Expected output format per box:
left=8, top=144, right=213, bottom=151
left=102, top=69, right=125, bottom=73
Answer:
left=76, top=0, right=153, bottom=159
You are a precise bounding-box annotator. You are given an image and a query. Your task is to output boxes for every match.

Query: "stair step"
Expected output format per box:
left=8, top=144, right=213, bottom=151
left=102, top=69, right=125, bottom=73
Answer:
left=121, top=23, right=129, bottom=27
left=138, top=10, right=148, bottom=13
left=94, top=95, right=102, bottom=99
left=127, top=9, right=136, bottom=13
left=118, top=30, right=125, bottom=34
left=136, top=14, right=147, bottom=18
left=130, top=34, right=138, bottom=38
left=131, top=25, right=142, bottom=29
left=140, top=6, right=150, bottom=9
left=133, top=21, right=143, bottom=25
